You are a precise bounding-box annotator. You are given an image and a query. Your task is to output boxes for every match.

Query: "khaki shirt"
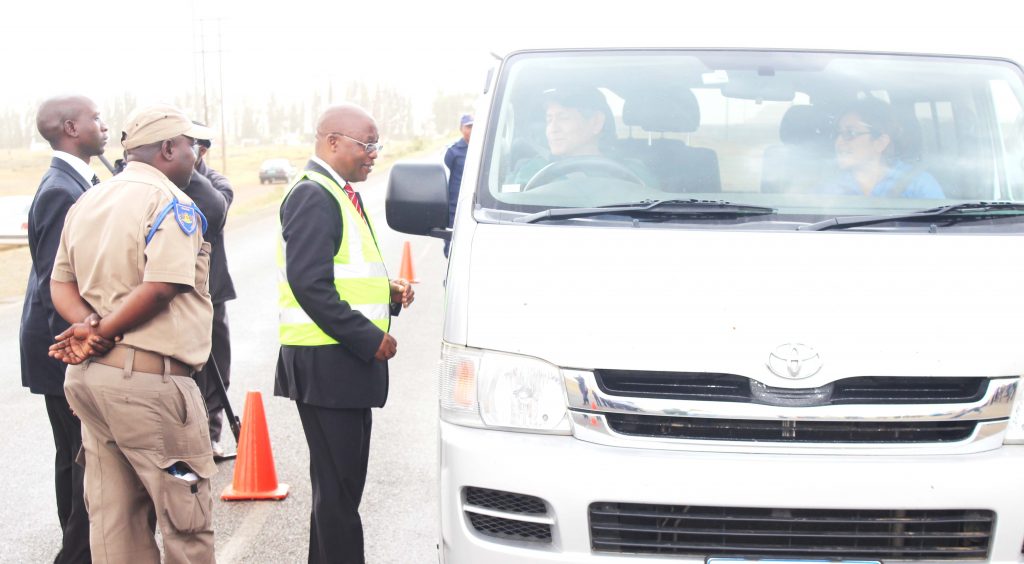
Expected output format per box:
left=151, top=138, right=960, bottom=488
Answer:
left=52, top=161, right=213, bottom=369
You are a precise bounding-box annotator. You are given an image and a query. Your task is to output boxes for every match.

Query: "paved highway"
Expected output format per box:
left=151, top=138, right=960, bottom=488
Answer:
left=0, top=171, right=448, bottom=563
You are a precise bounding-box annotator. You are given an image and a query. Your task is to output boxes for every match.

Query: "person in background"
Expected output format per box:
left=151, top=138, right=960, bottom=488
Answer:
left=276, top=103, right=414, bottom=563
left=185, top=127, right=237, bottom=458
left=826, top=97, right=944, bottom=198
left=19, top=94, right=108, bottom=564
left=443, top=113, right=472, bottom=257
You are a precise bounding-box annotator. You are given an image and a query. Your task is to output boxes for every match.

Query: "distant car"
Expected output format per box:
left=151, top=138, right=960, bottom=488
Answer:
left=0, top=195, right=31, bottom=246
left=259, top=159, right=295, bottom=184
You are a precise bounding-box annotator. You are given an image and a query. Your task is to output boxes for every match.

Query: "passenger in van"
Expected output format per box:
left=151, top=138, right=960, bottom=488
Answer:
left=508, top=86, right=657, bottom=188
left=824, top=98, right=944, bottom=198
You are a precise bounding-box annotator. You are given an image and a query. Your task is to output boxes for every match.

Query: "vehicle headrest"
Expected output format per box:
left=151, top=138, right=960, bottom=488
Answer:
left=779, top=105, right=830, bottom=145
left=622, top=89, right=700, bottom=133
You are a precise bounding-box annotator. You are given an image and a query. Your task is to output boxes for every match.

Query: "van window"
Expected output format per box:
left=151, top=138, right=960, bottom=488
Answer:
left=479, top=50, right=1024, bottom=231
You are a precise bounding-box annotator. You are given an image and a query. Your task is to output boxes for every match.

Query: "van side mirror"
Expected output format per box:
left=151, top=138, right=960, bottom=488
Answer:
left=385, top=162, right=451, bottom=240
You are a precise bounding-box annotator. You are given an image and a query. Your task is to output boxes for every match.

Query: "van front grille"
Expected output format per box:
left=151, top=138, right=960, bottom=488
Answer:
left=590, top=503, right=994, bottom=559
left=595, top=371, right=987, bottom=405
left=606, top=413, right=978, bottom=443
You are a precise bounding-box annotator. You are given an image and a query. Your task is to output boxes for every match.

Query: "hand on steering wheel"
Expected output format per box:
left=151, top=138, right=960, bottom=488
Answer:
left=523, top=156, right=646, bottom=191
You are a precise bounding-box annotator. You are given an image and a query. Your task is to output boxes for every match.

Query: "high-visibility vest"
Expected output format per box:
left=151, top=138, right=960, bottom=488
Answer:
left=278, top=170, right=391, bottom=346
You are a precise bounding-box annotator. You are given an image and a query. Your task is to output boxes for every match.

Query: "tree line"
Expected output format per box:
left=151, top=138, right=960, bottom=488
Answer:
left=0, top=84, right=475, bottom=150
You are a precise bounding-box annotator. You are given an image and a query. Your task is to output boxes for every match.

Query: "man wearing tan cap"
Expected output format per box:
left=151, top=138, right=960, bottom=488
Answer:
left=48, top=103, right=217, bottom=563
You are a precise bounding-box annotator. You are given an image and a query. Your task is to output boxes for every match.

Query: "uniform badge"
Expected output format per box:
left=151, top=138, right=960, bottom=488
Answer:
left=174, top=202, right=198, bottom=235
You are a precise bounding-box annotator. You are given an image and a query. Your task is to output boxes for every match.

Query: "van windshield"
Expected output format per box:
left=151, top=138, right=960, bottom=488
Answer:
left=478, top=50, right=1024, bottom=230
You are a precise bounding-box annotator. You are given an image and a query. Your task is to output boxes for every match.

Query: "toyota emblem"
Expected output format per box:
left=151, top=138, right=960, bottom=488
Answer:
left=767, top=343, right=822, bottom=380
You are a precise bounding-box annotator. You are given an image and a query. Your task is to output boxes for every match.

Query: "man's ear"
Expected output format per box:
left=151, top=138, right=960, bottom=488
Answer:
left=63, top=119, right=79, bottom=138
left=160, top=139, right=175, bottom=161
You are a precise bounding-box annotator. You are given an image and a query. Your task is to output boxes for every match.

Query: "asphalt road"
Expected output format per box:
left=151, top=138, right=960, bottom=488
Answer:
left=0, top=171, right=447, bottom=563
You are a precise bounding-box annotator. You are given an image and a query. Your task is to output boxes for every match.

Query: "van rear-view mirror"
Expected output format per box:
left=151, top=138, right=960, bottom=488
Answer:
left=385, top=162, right=451, bottom=240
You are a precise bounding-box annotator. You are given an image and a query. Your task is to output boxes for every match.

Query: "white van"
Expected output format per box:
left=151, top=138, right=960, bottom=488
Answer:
left=386, top=47, right=1024, bottom=563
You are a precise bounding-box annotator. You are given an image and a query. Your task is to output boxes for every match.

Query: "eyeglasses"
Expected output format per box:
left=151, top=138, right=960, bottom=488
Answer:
left=323, top=132, right=383, bottom=154
left=835, top=128, right=875, bottom=141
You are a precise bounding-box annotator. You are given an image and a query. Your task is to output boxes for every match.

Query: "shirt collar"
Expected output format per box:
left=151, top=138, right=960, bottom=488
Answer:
left=52, top=151, right=96, bottom=186
left=311, top=156, right=351, bottom=190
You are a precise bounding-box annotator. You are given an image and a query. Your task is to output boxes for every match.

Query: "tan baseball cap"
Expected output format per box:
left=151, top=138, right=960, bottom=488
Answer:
left=121, top=104, right=213, bottom=149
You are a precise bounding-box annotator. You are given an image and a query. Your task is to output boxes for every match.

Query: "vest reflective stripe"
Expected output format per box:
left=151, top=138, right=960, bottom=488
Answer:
left=278, top=170, right=391, bottom=346
left=279, top=303, right=391, bottom=326
left=277, top=262, right=389, bottom=282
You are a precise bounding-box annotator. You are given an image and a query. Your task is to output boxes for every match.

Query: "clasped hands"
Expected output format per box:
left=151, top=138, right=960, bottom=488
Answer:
left=48, top=313, right=120, bottom=365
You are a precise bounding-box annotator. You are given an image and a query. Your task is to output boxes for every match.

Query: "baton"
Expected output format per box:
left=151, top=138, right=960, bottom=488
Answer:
left=208, top=355, right=241, bottom=445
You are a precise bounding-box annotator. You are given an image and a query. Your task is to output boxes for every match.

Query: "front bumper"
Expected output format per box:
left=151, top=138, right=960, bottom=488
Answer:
left=440, top=421, right=1024, bottom=563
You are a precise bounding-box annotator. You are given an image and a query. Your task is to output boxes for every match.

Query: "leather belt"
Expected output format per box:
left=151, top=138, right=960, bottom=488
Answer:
left=92, top=344, right=192, bottom=377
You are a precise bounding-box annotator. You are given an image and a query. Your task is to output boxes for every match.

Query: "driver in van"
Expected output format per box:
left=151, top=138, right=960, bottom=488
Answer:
left=824, top=97, right=944, bottom=198
left=508, top=86, right=657, bottom=188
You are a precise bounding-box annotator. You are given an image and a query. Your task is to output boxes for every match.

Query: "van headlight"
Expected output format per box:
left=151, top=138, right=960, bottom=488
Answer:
left=1005, top=376, right=1024, bottom=444
left=439, top=343, right=570, bottom=434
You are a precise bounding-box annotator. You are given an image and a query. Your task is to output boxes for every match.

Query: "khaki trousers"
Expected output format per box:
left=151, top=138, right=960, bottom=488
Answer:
left=64, top=348, right=217, bottom=564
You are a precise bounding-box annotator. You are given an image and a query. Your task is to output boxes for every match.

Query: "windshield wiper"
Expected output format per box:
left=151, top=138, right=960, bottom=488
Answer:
left=799, top=201, right=1024, bottom=231
left=514, top=199, right=777, bottom=224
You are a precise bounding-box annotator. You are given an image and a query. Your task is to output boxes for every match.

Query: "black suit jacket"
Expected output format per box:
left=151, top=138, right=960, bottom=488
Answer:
left=19, top=158, right=91, bottom=395
left=185, top=161, right=236, bottom=304
left=274, top=161, right=396, bottom=409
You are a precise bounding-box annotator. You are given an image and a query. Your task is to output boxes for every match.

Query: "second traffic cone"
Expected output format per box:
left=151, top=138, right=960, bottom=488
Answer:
left=399, top=241, right=418, bottom=283
left=221, top=391, right=289, bottom=501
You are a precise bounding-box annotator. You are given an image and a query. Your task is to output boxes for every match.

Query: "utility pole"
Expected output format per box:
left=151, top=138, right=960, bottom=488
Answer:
left=199, top=19, right=209, bottom=124
left=216, top=18, right=227, bottom=174
left=194, top=17, right=227, bottom=174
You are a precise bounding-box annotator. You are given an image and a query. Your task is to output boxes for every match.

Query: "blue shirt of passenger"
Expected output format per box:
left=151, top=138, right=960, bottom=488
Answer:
left=826, top=161, right=945, bottom=198
left=444, top=138, right=469, bottom=228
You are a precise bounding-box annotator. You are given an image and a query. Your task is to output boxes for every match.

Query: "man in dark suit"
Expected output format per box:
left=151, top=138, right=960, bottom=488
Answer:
left=19, top=94, right=108, bottom=564
left=275, top=103, right=414, bottom=564
left=184, top=132, right=237, bottom=457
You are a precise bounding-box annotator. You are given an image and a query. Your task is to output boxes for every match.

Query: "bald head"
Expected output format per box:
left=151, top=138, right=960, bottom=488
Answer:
left=315, top=104, right=372, bottom=151
left=314, top=103, right=379, bottom=184
left=36, top=95, right=108, bottom=159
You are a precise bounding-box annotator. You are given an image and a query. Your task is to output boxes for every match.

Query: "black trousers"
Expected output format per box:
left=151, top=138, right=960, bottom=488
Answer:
left=195, top=302, right=231, bottom=442
left=44, top=393, right=91, bottom=564
left=296, top=403, right=372, bottom=564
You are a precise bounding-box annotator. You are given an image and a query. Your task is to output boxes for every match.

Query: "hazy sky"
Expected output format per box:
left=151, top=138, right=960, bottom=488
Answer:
left=1, top=0, right=1021, bottom=122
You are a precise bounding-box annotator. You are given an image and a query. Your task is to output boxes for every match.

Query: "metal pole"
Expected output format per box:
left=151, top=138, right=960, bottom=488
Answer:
left=200, top=19, right=209, bottom=125
left=97, top=155, right=115, bottom=174
left=217, top=18, right=227, bottom=175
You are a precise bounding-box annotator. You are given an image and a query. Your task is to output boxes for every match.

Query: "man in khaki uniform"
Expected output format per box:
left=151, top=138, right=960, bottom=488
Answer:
left=48, top=104, right=217, bottom=564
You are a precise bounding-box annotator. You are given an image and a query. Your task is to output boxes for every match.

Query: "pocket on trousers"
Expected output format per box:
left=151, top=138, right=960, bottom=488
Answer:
left=101, top=390, right=164, bottom=451
left=162, top=468, right=213, bottom=534
left=162, top=376, right=211, bottom=458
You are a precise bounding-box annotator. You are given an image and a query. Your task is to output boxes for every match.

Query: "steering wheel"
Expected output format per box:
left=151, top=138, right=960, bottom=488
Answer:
left=523, top=156, right=646, bottom=191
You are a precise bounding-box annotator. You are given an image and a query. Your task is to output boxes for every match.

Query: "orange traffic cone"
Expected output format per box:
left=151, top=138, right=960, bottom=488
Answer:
left=399, top=241, right=418, bottom=283
left=221, top=391, right=289, bottom=501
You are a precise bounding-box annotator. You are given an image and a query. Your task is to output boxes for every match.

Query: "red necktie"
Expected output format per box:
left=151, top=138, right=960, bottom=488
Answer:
left=342, top=182, right=363, bottom=218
